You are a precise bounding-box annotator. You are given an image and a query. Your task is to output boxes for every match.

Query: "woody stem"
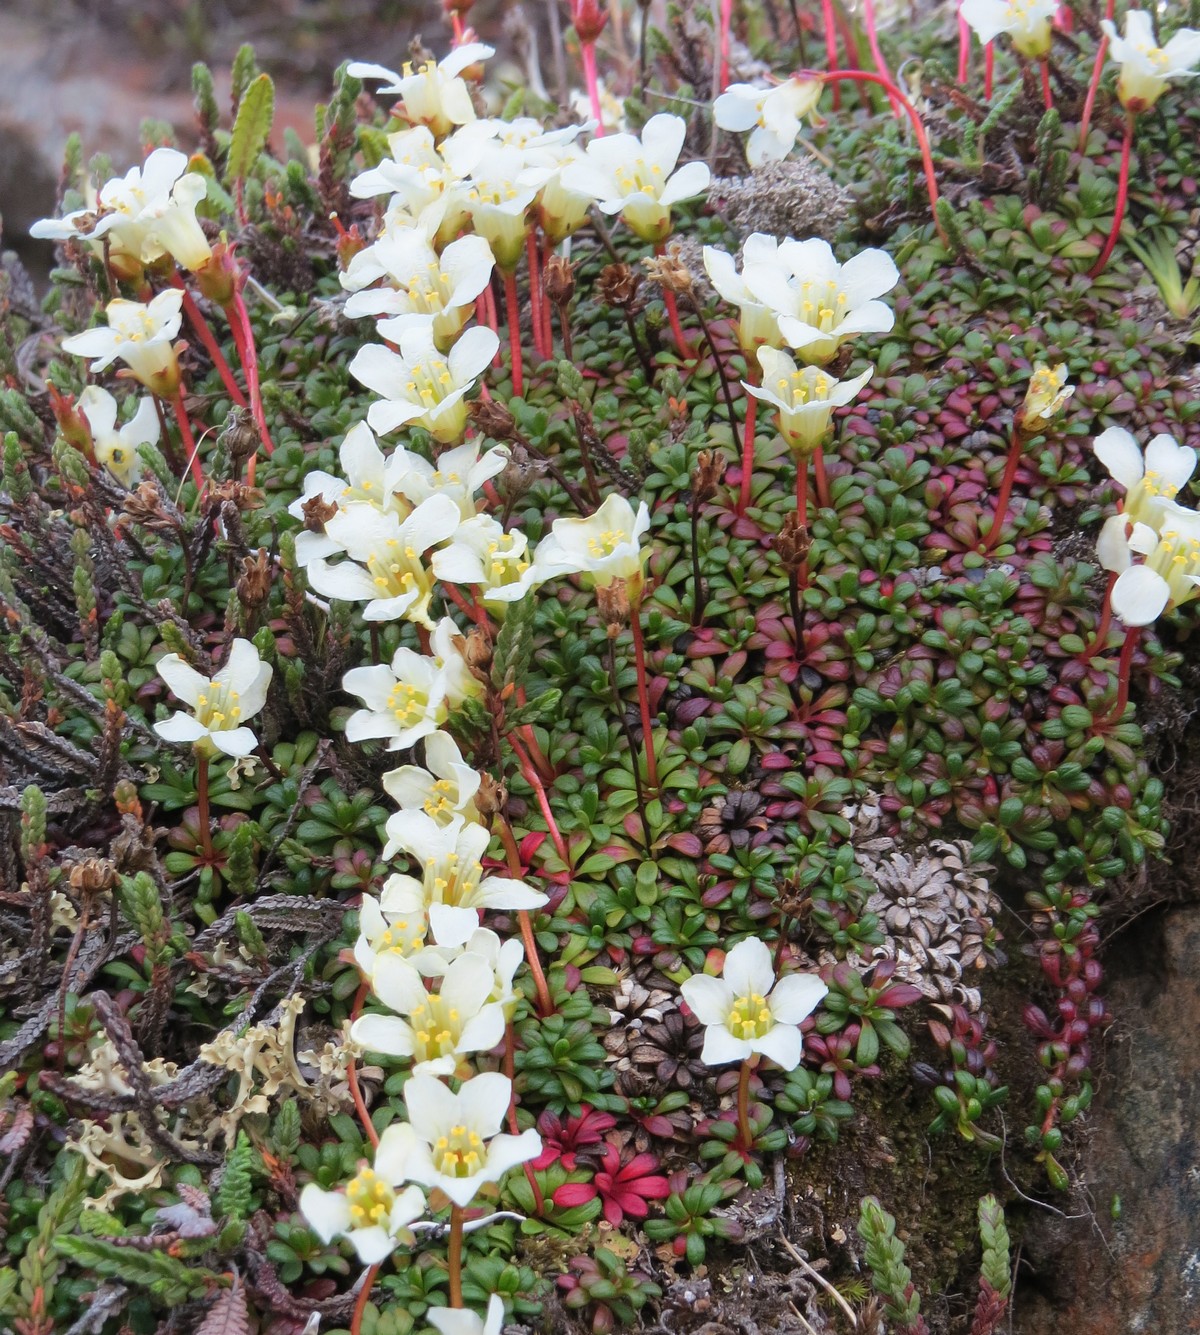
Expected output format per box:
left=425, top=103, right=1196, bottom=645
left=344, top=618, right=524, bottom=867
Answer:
left=350, top=1264, right=380, bottom=1335
left=1088, top=112, right=1136, bottom=280
left=629, top=603, right=660, bottom=790
left=448, top=1206, right=465, bottom=1307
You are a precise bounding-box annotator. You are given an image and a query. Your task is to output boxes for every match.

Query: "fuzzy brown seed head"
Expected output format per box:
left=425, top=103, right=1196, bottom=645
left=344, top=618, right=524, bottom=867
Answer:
left=462, top=625, right=493, bottom=672
left=474, top=770, right=507, bottom=818
left=597, top=263, right=642, bottom=309
left=237, top=548, right=272, bottom=609
left=220, top=407, right=261, bottom=466
left=68, top=856, right=117, bottom=896
left=544, top=254, right=576, bottom=307
left=122, top=481, right=173, bottom=532
left=692, top=449, right=728, bottom=504
left=469, top=396, right=519, bottom=442
left=642, top=244, right=694, bottom=297
left=774, top=512, right=812, bottom=570
left=596, top=580, right=631, bottom=632
left=301, top=493, right=338, bottom=532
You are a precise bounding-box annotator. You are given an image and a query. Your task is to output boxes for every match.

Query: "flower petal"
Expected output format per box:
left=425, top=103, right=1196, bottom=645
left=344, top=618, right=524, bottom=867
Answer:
left=350, top=1013, right=417, bottom=1058
left=722, top=937, right=776, bottom=998
left=679, top=974, right=732, bottom=1025
left=768, top=973, right=829, bottom=1024
left=1111, top=564, right=1170, bottom=626
left=751, top=1022, right=805, bottom=1071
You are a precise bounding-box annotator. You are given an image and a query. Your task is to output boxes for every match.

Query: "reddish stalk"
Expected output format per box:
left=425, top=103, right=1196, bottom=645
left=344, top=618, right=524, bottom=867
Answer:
left=816, top=70, right=947, bottom=243
left=444, top=580, right=489, bottom=628
left=813, top=446, right=831, bottom=510
left=348, top=981, right=381, bottom=1149
left=170, top=276, right=248, bottom=409
left=985, top=42, right=995, bottom=99
left=736, top=1056, right=758, bottom=1152
left=628, top=605, right=661, bottom=790
left=863, top=0, right=902, bottom=115
left=981, top=427, right=1024, bottom=553
left=225, top=288, right=276, bottom=457
left=820, top=0, right=841, bottom=106
left=497, top=816, right=554, bottom=1018
left=796, top=455, right=809, bottom=529
left=1039, top=58, right=1053, bottom=111
left=351, top=1265, right=380, bottom=1335
left=1088, top=112, right=1136, bottom=280
left=448, top=1206, right=465, bottom=1307
left=1105, top=625, right=1141, bottom=724
left=195, top=752, right=214, bottom=863
left=581, top=41, right=605, bottom=133
left=957, top=5, right=970, bottom=84
left=540, top=237, right=557, bottom=357
left=171, top=389, right=206, bottom=490
left=737, top=375, right=759, bottom=514
left=526, top=232, right=546, bottom=362
left=1077, top=572, right=1118, bottom=662
left=1079, top=0, right=1116, bottom=151
left=719, top=0, right=734, bottom=89
left=654, top=242, right=694, bottom=360
left=509, top=732, right=572, bottom=867
left=503, top=269, right=525, bottom=397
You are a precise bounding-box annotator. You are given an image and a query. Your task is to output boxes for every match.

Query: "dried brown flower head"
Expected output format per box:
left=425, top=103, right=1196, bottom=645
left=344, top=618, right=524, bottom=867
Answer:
left=300, top=493, right=338, bottom=532
left=469, top=396, right=519, bottom=442
left=597, top=263, right=642, bottom=308
left=237, top=548, right=272, bottom=610
left=774, top=512, right=812, bottom=570
left=642, top=244, right=694, bottom=297
left=692, top=449, right=728, bottom=505
left=220, top=407, right=261, bottom=466
left=596, top=581, right=631, bottom=631
left=543, top=254, right=576, bottom=307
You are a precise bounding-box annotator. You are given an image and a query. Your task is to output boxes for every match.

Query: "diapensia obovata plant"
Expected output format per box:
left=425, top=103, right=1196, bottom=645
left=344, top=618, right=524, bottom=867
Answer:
left=9, top=4, right=1200, bottom=1333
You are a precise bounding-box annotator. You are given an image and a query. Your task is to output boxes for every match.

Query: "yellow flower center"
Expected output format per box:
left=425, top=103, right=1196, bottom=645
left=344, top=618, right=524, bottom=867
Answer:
left=796, top=280, right=850, bottom=335
left=424, top=849, right=483, bottom=907
left=194, top=687, right=242, bottom=732
left=613, top=156, right=665, bottom=199
left=423, top=778, right=460, bottom=822
left=409, top=995, right=465, bottom=1065
left=379, top=918, right=426, bottom=955
left=587, top=528, right=624, bottom=558
left=433, top=1123, right=486, bottom=1177
left=346, top=1167, right=395, bottom=1226
left=387, top=679, right=431, bottom=726
left=727, top=992, right=774, bottom=1040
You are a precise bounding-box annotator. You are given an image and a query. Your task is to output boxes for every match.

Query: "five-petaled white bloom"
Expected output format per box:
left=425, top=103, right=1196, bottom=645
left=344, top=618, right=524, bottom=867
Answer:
left=350, top=324, right=499, bottom=443
left=139, top=172, right=214, bottom=273
left=350, top=949, right=507, bottom=1075
left=341, top=645, right=451, bottom=749
left=428, top=1293, right=506, bottom=1335
left=959, top=0, right=1059, bottom=58
left=459, top=147, right=540, bottom=272
left=77, top=386, right=159, bottom=487
left=353, top=895, right=436, bottom=980
left=392, top=439, right=510, bottom=519
left=680, top=937, right=827, bottom=1070
left=1101, top=10, right=1200, bottom=112
left=429, top=616, right=486, bottom=709
left=380, top=811, right=547, bottom=945
left=713, top=77, right=823, bottom=166
left=61, top=290, right=185, bottom=399
left=561, top=114, right=711, bottom=244
left=396, top=1071, right=541, bottom=1207
left=1093, top=427, right=1196, bottom=531
left=299, top=1125, right=426, bottom=1263
left=702, top=235, right=786, bottom=357
left=383, top=731, right=482, bottom=826
left=350, top=44, right=494, bottom=139
left=305, top=494, right=461, bottom=625
left=154, top=638, right=273, bottom=758
left=1017, top=362, right=1073, bottom=431
left=1110, top=503, right=1200, bottom=626
left=747, top=349, right=872, bottom=456
left=432, top=514, right=541, bottom=606
left=533, top=492, right=651, bottom=599
left=344, top=232, right=495, bottom=349
left=743, top=239, right=897, bottom=366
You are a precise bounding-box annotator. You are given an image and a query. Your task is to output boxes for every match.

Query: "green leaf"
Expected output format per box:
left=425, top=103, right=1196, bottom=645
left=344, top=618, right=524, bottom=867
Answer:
left=226, top=73, right=275, bottom=188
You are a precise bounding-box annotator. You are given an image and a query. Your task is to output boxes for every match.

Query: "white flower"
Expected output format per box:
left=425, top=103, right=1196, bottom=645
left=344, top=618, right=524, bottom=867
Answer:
left=349, top=45, right=494, bottom=139
left=569, top=79, right=627, bottom=134
left=343, top=232, right=495, bottom=349
left=349, top=129, right=467, bottom=245
left=430, top=616, right=486, bottom=709
left=380, top=812, right=547, bottom=945
left=1101, top=10, right=1200, bottom=111
left=61, top=290, right=185, bottom=399
left=524, top=139, right=596, bottom=244
left=432, top=514, right=541, bottom=605
left=561, top=114, right=710, bottom=244
left=702, top=235, right=785, bottom=357
left=350, top=949, right=506, bottom=1075
left=350, top=127, right=447, bottom=198
left=153, top=638, right=272, bottom=758
left=300, top=1126, right=426, bottom=1264
left=746, top=349, right=872, bottom=457
left=428, top=1294, right=506, bottom=1335
left=532, top=492, right=651, bottom=596
left=77, top=386, right=159, bottom=487
left=353, top=895, right=434, bottom=978
left=1017, top=362, right=1073, bottom=429
left=1096, top=512, right=1137, bottom=575
left=1110, top=504, right=1200, bottom=626
left=382, top=731, right=482, bottom=826
left=459, top=147, right=540, bottom=271
left=341, top=647, right=450, bottom=750
left=743, top=239, right=897, bottom=366
left=960, top=0, right=1059, bottom=58
left=140, top=173, right=213, bottom=272
left=392, top=439, right=510, bottom=519
left=1093, top=427, right=1196, bottom=531
left=288, top=422, right=413, bottom=564
left=350, top=324, right=499, bottom=443
left=420, top=926, right=524, bottom=1016
left=305, top=494, right=461, bottom=626
left=680, top=937, right=827, bottom=1070
left=397, top=1071, right=541, bottom=1207
left=713, top=77, right=823, bottom=166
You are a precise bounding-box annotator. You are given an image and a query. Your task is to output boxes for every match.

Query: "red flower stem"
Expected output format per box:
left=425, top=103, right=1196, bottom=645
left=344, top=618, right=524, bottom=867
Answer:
left=348, top=981, right=381, bottom=1149
left=581, top=40, right=605, bottom=133
left=719, top=0, right=734, bottom=89
left=736, top=1056, right=757, bottom=1152
left=813, top=445, right=831, bottom=510
left=820, top=0, right=841, bottom=106
left=195, top=751, right=214, bottom=863
left=444, top=580, right=488, bottom=628
left=170, top=275, right=248, bottom=409
left=540, top=237, right=556, bottom=357
left=225, top=289, right=276, bottom=459
left=737, top=375, right=759, bottom=515
left=957, top=5, right=970, bottom=84
left=526, top=232, right=546, bottom=362
left=1039, top=58, right=1053, bottom=111
left=1079, top=0, right=1115, bottom=151
left=628, top=604, right=660, bottom=790
left=448, top=1206, right=465, bottom=1307
left=1106, top=625, right=1141, bottom=724
left=1088, top=112, right=1136, bottom=280
left=985, top=42, right=994, bottom=99
left=862, top=0, right=901, bottom=115
left=981, top=426, right=1024, bottom=553
left=171, top=389, right=206, bottom=490
left=1077, top=572, right=1117, bottom=662
left=816, top=70, right=947, bottom=244
left=654, top=243, right=694, bottom=360
left=503, top=269, right=525, bottom=398
left=514, top=684, right=555, bottom=781
left=452, top=11, right=463, bottom=40
left=509, top=732, right=572, bottom=867
left=796, top=454, right=810, bottom=585
left=351, top=1264, right=380, bottom=1335
left=497, top=817, right=553, bottom=1017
